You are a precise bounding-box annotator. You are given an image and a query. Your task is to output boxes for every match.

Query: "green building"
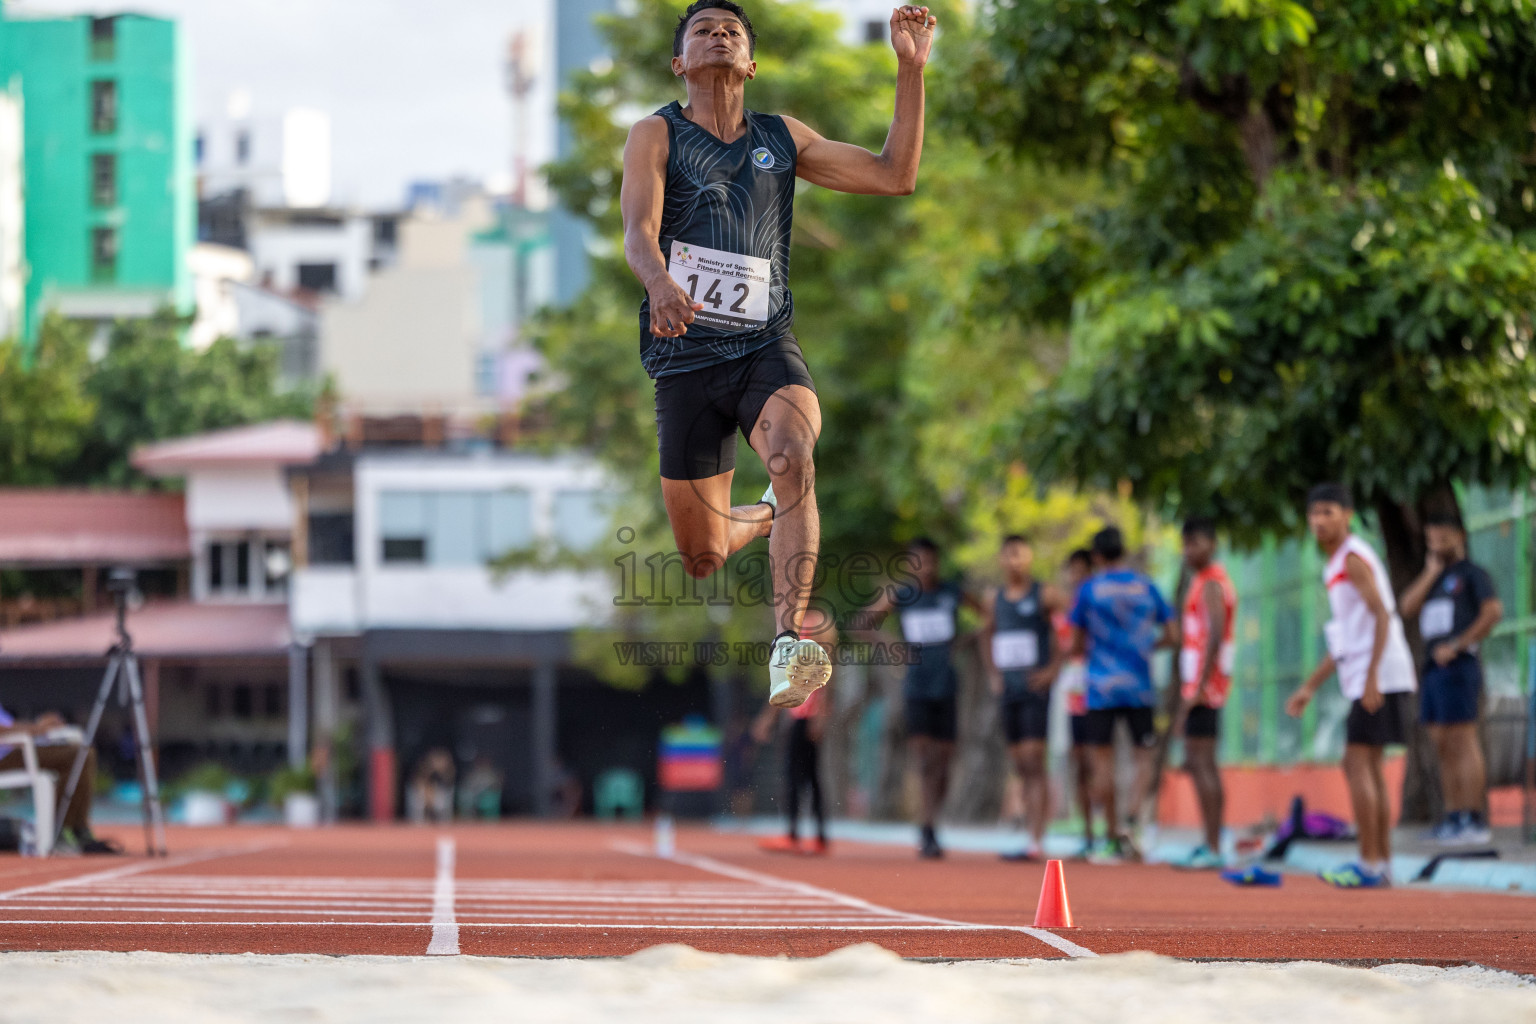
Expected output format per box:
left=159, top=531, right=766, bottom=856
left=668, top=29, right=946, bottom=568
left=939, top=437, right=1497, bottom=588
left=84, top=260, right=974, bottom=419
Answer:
left=0, top=6, right=193, bottom=342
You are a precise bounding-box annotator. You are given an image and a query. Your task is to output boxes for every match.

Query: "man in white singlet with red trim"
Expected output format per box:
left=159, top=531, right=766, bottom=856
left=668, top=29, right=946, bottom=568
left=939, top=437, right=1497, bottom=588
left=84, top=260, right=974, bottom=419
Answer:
left=1286, top=483, right=1418, bottom=888
left=1172, top=517, right=1236, bottom=870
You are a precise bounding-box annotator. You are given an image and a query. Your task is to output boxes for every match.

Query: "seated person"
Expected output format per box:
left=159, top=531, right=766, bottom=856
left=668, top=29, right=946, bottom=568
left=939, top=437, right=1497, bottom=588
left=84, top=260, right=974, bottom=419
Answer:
left=0, top=702, right=121, bottom=854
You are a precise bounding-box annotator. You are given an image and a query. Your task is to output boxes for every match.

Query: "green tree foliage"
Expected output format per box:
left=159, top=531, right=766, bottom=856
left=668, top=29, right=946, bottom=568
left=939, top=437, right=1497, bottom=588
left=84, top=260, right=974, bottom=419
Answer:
left=946, top=0, right=1536, bottom=575
left=0, top=318, right=94, bottom=484
left=0, top=311, right=313, bottom=488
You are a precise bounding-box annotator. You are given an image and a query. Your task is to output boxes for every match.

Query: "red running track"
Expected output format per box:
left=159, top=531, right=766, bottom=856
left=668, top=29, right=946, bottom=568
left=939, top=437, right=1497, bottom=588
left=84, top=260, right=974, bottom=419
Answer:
left=0, top=823, right=1531, bottom=973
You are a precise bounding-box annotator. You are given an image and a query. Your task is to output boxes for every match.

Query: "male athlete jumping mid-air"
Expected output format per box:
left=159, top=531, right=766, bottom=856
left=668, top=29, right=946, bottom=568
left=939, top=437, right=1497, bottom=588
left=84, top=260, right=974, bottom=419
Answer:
left=621, top=2, right=937, bottom=707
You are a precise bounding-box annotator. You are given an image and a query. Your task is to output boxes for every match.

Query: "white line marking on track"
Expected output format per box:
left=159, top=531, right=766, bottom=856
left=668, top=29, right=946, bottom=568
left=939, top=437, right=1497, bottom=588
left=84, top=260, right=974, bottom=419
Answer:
left=614, top=842, right=1098, bottom=959
left=0, top=841, right=285, bottom=901
left=425, top=836, right=458, bottom=955
left=0, top=920, right=1049, bottom=930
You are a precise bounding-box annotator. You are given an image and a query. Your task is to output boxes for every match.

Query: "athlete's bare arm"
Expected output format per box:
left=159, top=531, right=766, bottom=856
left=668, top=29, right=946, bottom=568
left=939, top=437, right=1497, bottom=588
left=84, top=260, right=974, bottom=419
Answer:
left=782, top=6, right=936, bottom=195
left=621, top=116, right=703, bottom=339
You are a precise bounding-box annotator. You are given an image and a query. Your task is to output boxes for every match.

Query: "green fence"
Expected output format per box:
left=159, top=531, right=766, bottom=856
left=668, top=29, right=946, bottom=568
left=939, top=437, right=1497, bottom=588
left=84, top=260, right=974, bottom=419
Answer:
left=1218, top=482, right=1533, bottom=767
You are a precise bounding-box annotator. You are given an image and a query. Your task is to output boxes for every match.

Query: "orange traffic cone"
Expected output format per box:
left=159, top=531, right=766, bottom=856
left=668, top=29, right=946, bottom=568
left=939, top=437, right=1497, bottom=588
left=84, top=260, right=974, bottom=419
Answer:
left=1033, top=858, right=1076, bottom=928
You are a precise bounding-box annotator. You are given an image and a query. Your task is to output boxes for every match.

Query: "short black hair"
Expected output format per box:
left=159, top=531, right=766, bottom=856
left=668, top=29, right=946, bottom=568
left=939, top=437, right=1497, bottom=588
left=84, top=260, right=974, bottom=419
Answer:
left=1182, top=516, right=1217, bottom=541
left=1001, top=533, right=1030, bottom=547
left=674, top=2, right=758, bottom=58
left=1423, top=511, right=1465, bottom=531
left=1091, top=526, right=1125, bottom=562
left=1067, top=548, right=1092, bottom=569
left=1306, top=482, right=1353, bottom=510
left=908, top=536, right=939, bottom=555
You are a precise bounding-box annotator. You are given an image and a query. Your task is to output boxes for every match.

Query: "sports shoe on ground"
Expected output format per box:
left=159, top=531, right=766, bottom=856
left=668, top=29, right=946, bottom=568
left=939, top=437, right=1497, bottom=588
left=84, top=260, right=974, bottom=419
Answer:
left=1319, top=862, right=1391, bottom=889
left=1427, top=815, right=1462, bottom=844
left=1453, top=811, right=1493, bottom=846
left=918, top=826, right=944, bottom=860
left=1086, top=837, right=1124, bottom=866
left=801, top=837, right=830, bottom=856
left=999, top=842, right=1042, bottom=863
left=768, top=635, right=832, bottom=708
left=1221, top=864, right=1282, bottom=887
left=1173, top=844, right=1225, bottom=870
left=758, top=835, right=800, bottom=854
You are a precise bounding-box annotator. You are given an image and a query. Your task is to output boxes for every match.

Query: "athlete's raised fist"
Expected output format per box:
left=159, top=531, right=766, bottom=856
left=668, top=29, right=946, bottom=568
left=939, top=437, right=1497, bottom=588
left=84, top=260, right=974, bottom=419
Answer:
left=890, top=5, right=936, bottom=68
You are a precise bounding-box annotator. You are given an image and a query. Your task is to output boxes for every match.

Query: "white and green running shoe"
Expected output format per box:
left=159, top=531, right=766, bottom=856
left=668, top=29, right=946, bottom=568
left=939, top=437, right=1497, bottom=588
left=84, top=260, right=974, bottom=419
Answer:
left=760, top=483, right=777, bottom=518
left=768, top=634, right=831, bottom=708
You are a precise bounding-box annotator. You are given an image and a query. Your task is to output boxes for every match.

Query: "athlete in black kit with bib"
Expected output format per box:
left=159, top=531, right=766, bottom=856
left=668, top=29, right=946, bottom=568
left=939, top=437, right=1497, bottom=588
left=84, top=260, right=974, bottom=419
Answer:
left=621, top=3, right=937, bottom=709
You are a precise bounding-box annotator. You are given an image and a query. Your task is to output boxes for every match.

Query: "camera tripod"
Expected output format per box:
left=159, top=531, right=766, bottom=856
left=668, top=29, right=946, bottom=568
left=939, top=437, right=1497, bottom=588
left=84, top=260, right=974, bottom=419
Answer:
left=54, top=586, right=168, bottom=856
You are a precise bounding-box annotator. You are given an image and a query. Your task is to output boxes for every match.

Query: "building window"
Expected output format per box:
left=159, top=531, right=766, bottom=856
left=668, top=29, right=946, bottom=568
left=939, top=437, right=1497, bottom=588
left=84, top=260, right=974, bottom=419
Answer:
left=379, top=489, right=534, bottom=566
left=232, top=685, right=253, bottom=719
left=90, top=80, right=117, bottom=134
left=553, top=490, right=609, bottom=552
left=308, top=514, right=355, bottom=566
left=90, top=227, right=117, bottom=281
left=194, top=131, right=205, bottom=166
left=864, top=19, right=886, bottom=44
left=91, top=153, right=116, bottom=207
left=90, top=16, right=117, bottom=61
left=205, top=685, right=222, bottom=718
left=234, top=540, right=251, bottom=589
left=235, top=129, right=251, bottom=165
left=208, top=542, right=226, bottom=590
left=264, top=684, right=283, bottom=718
left=296, top=262, right=338, bottom=294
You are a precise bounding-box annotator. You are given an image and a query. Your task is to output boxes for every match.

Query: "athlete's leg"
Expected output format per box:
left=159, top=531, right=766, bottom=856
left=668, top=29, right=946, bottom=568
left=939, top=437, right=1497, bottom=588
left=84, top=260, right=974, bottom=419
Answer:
left=1010, top=739, right=1049, bottom=850
left=1072, top=743, right=1095, bottom=845
left=1439, top=722, right=1485, bottom=815
left=660, top=473, right=772, bottom=579
left=1089, top=744, right=1118, bottom=836
left=1343, top=743, right=1386, bottom=864
left=804, top=732, right=827, bottom=844
left=747, top=384, right=823, bottom=636
left=1185, top=736, right=1223, bottom=852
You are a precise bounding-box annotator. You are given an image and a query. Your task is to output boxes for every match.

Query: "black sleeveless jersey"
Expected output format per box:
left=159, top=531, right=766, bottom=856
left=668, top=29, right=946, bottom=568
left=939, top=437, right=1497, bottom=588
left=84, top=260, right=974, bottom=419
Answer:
left=639, top=101, right=798, bottom=379
left=992, top=581, right=1053, bottom=700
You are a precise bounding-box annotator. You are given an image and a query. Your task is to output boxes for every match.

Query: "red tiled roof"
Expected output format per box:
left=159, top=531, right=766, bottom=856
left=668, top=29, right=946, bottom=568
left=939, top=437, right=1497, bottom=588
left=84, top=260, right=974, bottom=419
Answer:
left=0, top=601, right=292, bottom=664
left=0, top=490, right=189, bottom=566
left=133, top=420, right=321, bottom=474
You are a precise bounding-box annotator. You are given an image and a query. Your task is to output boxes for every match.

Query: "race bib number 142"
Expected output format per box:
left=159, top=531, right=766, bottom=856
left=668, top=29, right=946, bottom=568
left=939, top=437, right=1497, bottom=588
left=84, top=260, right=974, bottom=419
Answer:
left=668, top=241, right=771, bottom=330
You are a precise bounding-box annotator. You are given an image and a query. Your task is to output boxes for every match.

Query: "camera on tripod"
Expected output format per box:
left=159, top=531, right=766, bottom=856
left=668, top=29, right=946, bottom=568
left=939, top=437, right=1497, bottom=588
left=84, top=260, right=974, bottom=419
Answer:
left=104, top=567, right=139, bottom=603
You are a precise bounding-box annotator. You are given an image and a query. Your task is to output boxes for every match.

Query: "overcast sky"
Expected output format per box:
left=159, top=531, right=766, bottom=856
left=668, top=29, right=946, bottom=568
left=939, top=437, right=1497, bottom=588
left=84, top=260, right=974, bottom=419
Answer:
left=12, top=0, right=556, bottom=208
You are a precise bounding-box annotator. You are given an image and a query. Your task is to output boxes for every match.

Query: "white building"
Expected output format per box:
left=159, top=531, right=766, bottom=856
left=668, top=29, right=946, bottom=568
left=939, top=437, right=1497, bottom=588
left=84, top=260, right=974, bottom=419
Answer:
left=0, top=87, right=22, bottom=341
left=198, top=96, right=333, bottom=211
left=288, top=445, right=615, bottom=821
left=248, top=206, right=373, bottom=303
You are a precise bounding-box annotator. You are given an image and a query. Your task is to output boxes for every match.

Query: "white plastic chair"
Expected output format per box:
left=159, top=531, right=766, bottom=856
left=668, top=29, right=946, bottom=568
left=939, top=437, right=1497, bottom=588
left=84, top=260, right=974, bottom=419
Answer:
left=0, top=729, right=56, bottom=856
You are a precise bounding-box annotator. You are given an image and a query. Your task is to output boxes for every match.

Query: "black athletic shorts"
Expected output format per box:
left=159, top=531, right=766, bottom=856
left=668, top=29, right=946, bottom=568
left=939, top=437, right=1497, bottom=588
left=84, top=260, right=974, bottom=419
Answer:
left=1069, top=714, right=1090, bottom=746
left=1183, top=704, right=1221, bottom=740
left=653, top=334, right=816, bottom=481
left=1345, top=690, right=1414, bottom=747
left=1001, top=692, right=1050, bottom=744
left=1080, top=705, right=1156, bottom=748
left=905, top=696, right=957, bottom=742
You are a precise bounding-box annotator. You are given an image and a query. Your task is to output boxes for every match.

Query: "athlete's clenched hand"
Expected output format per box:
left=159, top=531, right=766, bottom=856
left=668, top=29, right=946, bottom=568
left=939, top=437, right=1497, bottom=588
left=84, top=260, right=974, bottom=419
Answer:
left=648, top=277, right=704, bottom=338
left=890, top=5, right=936, bottom=68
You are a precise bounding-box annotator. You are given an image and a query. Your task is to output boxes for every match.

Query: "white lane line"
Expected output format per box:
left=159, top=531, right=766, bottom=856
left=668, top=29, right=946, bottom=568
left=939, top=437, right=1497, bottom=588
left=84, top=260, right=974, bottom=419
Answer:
left=0, top=920, right=1016, bottom=930
left=616, top=843, right=1098, bottom=959
left=8, top=905, right=909, bottom=923
left=425, top=836, right=458, bottom=956
left=0, top=842, right=285, bottom=901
